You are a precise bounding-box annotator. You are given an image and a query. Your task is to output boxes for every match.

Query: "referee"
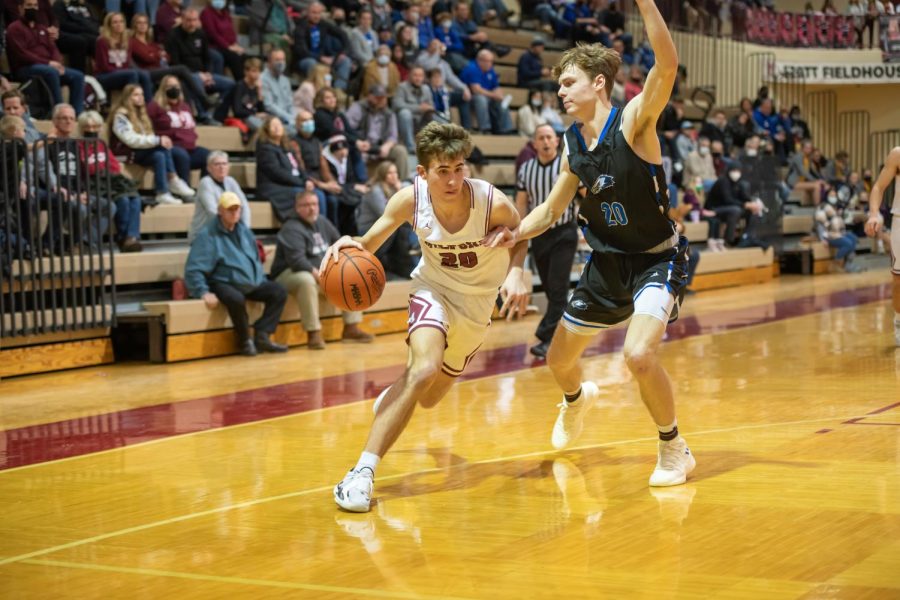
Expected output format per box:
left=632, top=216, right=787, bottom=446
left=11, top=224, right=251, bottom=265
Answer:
left=515, top=123, right=579, bottom=358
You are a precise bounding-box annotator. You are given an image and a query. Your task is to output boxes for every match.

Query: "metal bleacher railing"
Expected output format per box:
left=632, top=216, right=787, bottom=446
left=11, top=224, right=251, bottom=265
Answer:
left=1, top=139, right=117, bottom=339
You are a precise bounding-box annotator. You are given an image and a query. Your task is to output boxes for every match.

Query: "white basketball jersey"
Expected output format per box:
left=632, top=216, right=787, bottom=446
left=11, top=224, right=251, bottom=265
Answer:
left=892, top=174, right=900, bottom=217
left=410, top=176, right=510, bottom=296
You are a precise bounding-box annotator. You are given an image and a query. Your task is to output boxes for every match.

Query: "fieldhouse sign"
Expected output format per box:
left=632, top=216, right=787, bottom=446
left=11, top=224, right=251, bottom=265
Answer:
left=771, top=62, right=900, bottom=85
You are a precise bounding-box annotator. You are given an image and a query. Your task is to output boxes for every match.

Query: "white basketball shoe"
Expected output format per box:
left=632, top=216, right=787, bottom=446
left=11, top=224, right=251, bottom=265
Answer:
left=551, top=381, right=599, bottom=450
left=334, top=467, right=375, bottom=512
left=649, top=436, right=696, bottom=487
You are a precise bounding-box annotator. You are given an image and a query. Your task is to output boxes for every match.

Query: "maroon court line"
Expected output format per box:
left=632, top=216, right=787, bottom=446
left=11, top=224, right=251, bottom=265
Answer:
left=0, top=283, right=891, bottom=471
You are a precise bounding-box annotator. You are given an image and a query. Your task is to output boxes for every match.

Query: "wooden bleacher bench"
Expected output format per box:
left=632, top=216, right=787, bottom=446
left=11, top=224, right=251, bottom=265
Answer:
left=690, top=246, right=776, bottom=291
left=782, top=213, right=814, bottom=235
left=481, top=27, right=544, bottom=49
left=495, top=47, right=564, bottom=67
left=143, top=280, right=414, bottom=362
left=683, top=221, right=709, bottom=243
left=139, top=201, right=279, bottom=235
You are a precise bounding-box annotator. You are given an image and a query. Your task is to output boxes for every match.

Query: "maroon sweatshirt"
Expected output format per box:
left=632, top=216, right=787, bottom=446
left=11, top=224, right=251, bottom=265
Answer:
left=94, top=37, right=134, bottom=74
left=147, top=100, right=199, bottom=151
left=199, top=6, right=237, bottom=50
left=5, top=19, right=61, bottom=72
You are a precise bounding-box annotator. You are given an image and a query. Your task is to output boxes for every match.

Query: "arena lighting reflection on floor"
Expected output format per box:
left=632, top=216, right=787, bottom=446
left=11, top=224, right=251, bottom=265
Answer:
left=0, top=283, right=890, bottom=471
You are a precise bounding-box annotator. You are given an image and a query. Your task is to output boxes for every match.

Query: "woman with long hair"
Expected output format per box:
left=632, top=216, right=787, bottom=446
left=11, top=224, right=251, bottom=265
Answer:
left=313, top=86, right=368, bottom=183
left=107, top=84, right=195, bottom=205
left=95, top=12, right=154, bottom=99
left=255, top=115, right=312, bottom=221
left=129, top=12, right=217, bottom=124
left=148, top=74, right=210, bottom=185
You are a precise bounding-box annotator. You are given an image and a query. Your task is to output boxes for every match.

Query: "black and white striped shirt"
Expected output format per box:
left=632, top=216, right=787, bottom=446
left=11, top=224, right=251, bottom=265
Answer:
left=516, top=153, right=578, bottom=229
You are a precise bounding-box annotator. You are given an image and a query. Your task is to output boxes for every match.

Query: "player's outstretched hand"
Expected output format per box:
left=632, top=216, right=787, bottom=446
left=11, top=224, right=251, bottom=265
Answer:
left=864, top=214, right=883, bottom=237
left=498, top=268, right=529, bottom=321
left=482, top=225, right=518, bottom=249
left=319, top=235, right=364, bottom=272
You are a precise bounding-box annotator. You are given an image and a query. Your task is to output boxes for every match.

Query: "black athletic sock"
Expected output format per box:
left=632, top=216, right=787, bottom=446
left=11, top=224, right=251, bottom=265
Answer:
left=564, top=388, right=582, bottom=403
left=658, top=425, right=679, bottom=442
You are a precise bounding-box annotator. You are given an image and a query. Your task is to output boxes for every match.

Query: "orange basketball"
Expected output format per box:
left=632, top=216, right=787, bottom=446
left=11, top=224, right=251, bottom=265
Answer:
left=321, top=247, right=386, bottom=312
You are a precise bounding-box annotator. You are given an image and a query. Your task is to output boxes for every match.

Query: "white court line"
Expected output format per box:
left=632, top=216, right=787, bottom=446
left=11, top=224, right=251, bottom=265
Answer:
left=20, top=558, right=478, bottom=600
left=0, top=413, right=868, bottom=568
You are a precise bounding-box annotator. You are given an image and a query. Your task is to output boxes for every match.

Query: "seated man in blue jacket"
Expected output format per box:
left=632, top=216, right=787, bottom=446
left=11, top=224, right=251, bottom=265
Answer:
left=185, top=192, right=289, bottom=356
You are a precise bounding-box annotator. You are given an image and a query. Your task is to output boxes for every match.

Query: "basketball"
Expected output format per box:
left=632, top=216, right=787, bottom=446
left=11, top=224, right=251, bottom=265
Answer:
left=321, top=247, right=386, bottom=312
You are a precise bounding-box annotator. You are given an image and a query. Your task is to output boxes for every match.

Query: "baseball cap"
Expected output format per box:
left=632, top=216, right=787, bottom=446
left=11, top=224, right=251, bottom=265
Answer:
left=218, top=191, right=241, bottom=209
left=369, top=84, right=388, bottom=97
left=531, top=37, right=545, bottom=47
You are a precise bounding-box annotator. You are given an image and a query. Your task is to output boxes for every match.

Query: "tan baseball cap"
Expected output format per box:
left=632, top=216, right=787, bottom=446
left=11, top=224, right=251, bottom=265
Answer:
left=218, top=191, right=241, bottom=209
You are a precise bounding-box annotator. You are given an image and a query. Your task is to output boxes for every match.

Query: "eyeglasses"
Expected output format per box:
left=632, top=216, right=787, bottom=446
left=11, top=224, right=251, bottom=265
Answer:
left=210, top=161, right=228, bottom=167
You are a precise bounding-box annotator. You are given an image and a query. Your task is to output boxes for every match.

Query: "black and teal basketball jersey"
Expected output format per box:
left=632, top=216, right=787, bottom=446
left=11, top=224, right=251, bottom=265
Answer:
left=564, top=107, right=675, bottom=254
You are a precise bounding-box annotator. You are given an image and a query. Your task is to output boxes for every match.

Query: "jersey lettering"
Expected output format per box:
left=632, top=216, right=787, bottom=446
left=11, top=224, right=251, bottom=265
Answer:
left=600, top=201, right=629, bottom=226
left=439, top=251, right=479, bottom=269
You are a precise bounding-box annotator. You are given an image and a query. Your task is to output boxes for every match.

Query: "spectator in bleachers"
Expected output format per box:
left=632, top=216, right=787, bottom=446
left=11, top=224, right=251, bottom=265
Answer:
left=165, top=8, right=235, bottom=116
left=345, top=84, right=410, bottom=180
left=293, top=109, right=341, bottom=225
left=41, top=103, right=112, bottom=251
left=434, top=10, right=468, bottom=72
left=370, top=0, right=392, bottom=31
left=675, top=121, right=697, bottom=166
left=422, top=64, right=472, bottom=132
left=294, top=1, right=352, bottom=92
left=392, top=26, right=418, bottom=79
left=76, top=110, right=143, bottom=253
left=699, top=110, right=730, bottom=153
left=788, top=105, right=811, bottom=142
left=95, top=12, right=154, bottom=100
left=599, top=0, right=629, bottom=44
left=246, top=0, right=295, bottom=54
left=684, top=136, right=717, bottom=192
left=471, top=0, right=510, bottom=26
left=452, top=1, right=490, bottom=60
left=461, top=49, right=513, bottom=135
left=517, top=88, right=547, bottom=137
left=256, top=115, right=314, bottom=222
left=822, top=150, right=851, bottom=185
left=312, top=86, right=368, bottom=183
left=6, top=0, right=84, bottom=114
left=108, top=84, right=194, bottom=205
left=361, top=44, right=401, bottom=98
left=612, top=38, right=633, bottom=66
left=418, top=0, right=436, bottom=47
left=154, top=0, right=182, bottom=41
left=200, top=0, right=245, bottom=81
left=533, top=0, right=571, bottom=38
left=752, top=98, right=788, bottom=163
left=358, top=160, right=415, bottom=278
left=624, top=64, right=644, bottom=104
left=658, top=97, right=683, bottom=160
left=706, top=164, right=765, bottom=245
left=517, top=38, right=556, bottom=91
left=348, top=8, right=378, bottom=67
left=785, top=139, right=827, bottom=206
left=710, top=139, right=729, bottom=175
left=231, top=57, right=268, bottom=144
left=680, top=175, right=724, bottom=251
left=104, top=0, right=157, bottom=22
left=148, top=75, right=209, bottom=189
left=23, top=0, right=95, bottom=75
left=259, top=50, right=297, bottom=138
left=322, top=134, right=368, bottom=234
left=815, top=191, right=863, bottom=271
left=272, top=189, right=373, bottom=350
left=130, top=13, right=217, bottom=124
left=727, top=109, right=755, bottom=150
left=192, top=150, right=250, bottom=242
left=52, top=0, right=100, bottom=73
left=1, top=90, right=43, bottom=145
left=393, top=65, right=437, bottom=152
left=565, top=0, right=608, bottom=45
left=185, top=191, right=289, bottom=356
left=0, top=114, right=35, bottom=267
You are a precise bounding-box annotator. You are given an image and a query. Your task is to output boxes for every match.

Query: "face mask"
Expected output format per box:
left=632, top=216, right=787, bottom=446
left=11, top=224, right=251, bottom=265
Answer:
left=729, top=171, right=741, bottom=182
left=531, top=98, right=542, bottom=108
left=745, top=148, right=758, bottom=157
left=211, top=0, right=226, bottom=9
left=441, top=20, right=452, bottom=29
left=827, top=194, right=838, bottom=204
left=377, top=54, right=389, bottom=66
left=165, top=87, right=181, bottom=100
left=375, top=0, right=386, bottom=5
left=24, top=8, right=38, bottom=21
left=273, top=61, right=286, bottom=75
left=864, top=174, right=872, bottom=182
left=699, top=146, right=710, bottom=156
left=83, top=131, right=99, bottom=138
left=301, top=120, right=315, bottom=135
left=694, top=184, right=703, bottom=192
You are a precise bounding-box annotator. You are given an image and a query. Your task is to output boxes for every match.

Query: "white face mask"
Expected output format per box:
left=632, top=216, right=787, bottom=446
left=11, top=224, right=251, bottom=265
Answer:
left=698, top=146, right=710, bottom=156
left=745, top=148, right=758, bottom=157
left=377, top=54, right=390, bottom=66
left=827, top=194, right=838, bottom=204
left=729, top=171, right=741, bottom=182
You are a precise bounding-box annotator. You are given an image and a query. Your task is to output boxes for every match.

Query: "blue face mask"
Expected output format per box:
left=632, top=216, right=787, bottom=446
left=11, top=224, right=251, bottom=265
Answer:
left=211, top=0, right=226, bottom=9
left=301, top=120, right=315, bottom=135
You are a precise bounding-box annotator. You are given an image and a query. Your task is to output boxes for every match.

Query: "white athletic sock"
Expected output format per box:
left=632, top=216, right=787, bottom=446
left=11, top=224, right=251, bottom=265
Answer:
left=657, top=419, right=678, bottom=442
left=355, top=451, right=381, bottom=474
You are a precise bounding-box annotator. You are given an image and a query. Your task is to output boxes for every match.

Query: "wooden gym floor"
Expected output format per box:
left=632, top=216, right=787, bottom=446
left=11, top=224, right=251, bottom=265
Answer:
left=1, top=269, right=898, bottom=599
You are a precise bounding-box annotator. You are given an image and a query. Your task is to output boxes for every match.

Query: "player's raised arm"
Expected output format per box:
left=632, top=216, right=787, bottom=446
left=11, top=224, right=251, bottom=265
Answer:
left=483, top=155, right=581, bottom=248
left=622, top=0, right=678, bottom=143
left=866, top=147, right=900, bottom=237
left=319, top=186, right=414, bottom=271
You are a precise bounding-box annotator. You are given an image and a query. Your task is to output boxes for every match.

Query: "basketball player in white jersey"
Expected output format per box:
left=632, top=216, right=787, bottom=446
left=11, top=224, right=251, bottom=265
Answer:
left=865, top=146, right=900, bottom=347
left=485, top=0, right=696, bottom=487
left=322, top=122, right=528, bottom=512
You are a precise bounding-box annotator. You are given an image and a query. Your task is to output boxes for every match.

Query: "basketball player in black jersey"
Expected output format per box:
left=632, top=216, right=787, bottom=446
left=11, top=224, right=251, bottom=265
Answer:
left=485, top=0, right=695, bottom=486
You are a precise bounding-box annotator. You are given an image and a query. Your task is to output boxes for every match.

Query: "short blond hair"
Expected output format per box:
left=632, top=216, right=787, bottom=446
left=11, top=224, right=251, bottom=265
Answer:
left=415, top=122, right=472, bottom=169
left=552, top=42, right=621, bottom=100
left=0, top=114, right=25, bottom=137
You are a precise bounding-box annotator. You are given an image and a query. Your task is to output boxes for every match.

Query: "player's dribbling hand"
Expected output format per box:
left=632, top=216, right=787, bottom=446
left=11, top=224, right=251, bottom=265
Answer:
left=319, top=235, right=364, bottom=272
left=498, top=268, right=529, bottom=321
left=481, top=225, right=517, bottom=249
left=864, top=214, right=883, bottom=237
